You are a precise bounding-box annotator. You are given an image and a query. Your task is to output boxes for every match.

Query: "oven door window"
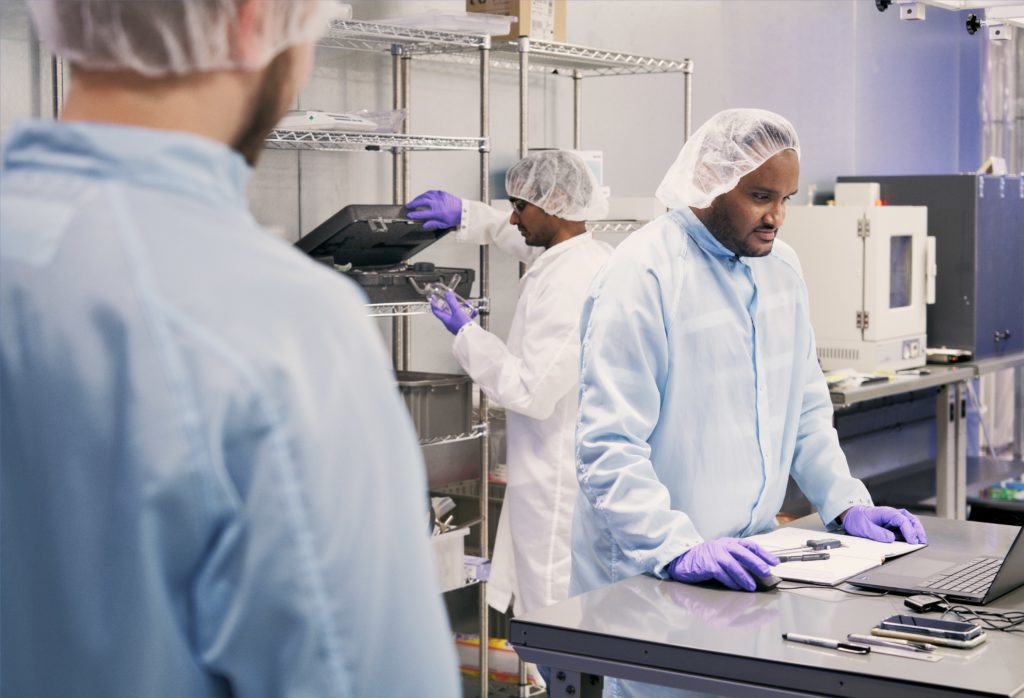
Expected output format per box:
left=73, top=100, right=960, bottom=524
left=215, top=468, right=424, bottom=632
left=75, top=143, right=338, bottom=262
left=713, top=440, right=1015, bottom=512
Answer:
left=889, top=235, right=912, bottom=309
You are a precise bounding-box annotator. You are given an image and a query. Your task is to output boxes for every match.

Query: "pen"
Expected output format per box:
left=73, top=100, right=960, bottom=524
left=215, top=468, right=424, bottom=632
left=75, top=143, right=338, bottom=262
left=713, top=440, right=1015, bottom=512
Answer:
left=846, top=634, right=934, bottom=652
left=860, top=376, right=889, bottom=385
left=777, top=552, right=830, bottom=562
left=782, top=633, right=870, bottom=654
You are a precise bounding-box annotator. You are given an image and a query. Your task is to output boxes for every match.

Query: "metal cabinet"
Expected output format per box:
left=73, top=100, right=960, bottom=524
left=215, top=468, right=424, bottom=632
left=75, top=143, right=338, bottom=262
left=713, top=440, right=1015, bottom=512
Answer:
left=839, top=174, right=1024, bottom=359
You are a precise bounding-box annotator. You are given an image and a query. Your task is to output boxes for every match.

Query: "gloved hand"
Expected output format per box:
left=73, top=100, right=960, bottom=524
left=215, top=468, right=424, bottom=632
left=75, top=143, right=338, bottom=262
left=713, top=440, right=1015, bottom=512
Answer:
left=667, top=538, right=779, bottom=592
left=841, top=505, right=927, bottom=544
left=406, top=190, right=462, bottom=231
left=430, top=291, right=477, bottom=335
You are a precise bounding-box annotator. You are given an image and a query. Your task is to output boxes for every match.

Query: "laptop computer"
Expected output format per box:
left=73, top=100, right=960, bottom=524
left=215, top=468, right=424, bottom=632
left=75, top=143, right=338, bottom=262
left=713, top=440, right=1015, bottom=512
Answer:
left=849, top=525, right=1024, bottom=605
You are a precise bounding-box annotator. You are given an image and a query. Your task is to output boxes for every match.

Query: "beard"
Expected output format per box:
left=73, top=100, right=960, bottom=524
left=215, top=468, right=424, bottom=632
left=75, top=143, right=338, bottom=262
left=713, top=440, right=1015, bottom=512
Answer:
left=704, top=201, right=773, bottom=258
left=232, top=50, right=294, bottom=167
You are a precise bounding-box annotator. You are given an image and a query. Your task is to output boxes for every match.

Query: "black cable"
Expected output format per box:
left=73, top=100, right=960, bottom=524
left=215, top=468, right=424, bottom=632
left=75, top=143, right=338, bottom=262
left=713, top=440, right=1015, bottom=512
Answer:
left=772, top=580, right=1024, bottom=630
left=776, top=585, right=1024, bottom=634
left=777, top=583, right=890, bottom=598
left=932, top=594, right=1024, bottom=634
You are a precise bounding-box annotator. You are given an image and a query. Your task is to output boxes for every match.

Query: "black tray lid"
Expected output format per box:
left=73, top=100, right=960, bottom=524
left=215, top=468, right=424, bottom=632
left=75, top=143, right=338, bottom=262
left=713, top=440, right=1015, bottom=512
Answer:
left=295, top=204, right=452, bottom=268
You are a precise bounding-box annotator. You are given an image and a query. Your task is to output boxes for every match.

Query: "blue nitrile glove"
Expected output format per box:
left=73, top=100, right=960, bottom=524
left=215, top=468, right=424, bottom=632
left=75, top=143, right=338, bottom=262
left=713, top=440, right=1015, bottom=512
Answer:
left=667, top=538, right=780, bottom=592
left=430, top=290, right=477, bottom=335
left=842, top=505, right=927, bottom=544
left=406, top=190, right=462, bottom=231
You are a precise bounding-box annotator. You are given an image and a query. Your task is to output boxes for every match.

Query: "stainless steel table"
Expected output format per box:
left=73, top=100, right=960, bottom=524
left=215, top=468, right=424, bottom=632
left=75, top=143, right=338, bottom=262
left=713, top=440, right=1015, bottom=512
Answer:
left=830, top=365, right=975, bottom=519
left=964, top=353, right=1024, bottom=462
left=510, top=516, right=1024, bottom=698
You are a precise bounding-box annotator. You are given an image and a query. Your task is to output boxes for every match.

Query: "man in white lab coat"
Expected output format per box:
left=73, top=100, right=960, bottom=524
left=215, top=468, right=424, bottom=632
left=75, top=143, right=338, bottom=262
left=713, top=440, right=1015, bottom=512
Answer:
left=407, top=151, right=611, bottom=621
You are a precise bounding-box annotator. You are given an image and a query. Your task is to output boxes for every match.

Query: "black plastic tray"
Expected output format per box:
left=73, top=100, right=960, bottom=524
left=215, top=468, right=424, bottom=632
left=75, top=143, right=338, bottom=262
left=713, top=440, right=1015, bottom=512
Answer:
left=344, top=263, right=474, bottom=304
left=296, top=204, right=451, bottom=268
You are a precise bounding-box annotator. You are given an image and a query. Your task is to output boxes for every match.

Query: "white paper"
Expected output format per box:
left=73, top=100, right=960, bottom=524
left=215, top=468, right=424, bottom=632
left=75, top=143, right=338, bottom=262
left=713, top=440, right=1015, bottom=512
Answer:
left=745, top=527, right=925, bottom=586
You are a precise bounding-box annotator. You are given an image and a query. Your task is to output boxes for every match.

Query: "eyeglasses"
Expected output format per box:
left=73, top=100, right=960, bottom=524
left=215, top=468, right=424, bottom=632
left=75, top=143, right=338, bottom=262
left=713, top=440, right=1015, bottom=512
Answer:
left=509, top=198, right=528, bottom=212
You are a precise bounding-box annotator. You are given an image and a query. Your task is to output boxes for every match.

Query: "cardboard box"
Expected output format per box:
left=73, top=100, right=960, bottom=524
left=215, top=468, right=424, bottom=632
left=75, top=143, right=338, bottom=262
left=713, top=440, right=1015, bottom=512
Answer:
left=466, top=0, right=566, bottom=42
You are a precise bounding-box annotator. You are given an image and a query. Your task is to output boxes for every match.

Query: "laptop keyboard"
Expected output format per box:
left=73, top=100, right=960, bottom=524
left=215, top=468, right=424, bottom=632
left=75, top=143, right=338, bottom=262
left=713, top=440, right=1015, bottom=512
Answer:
left=921, top=556, right=1001, bottom=596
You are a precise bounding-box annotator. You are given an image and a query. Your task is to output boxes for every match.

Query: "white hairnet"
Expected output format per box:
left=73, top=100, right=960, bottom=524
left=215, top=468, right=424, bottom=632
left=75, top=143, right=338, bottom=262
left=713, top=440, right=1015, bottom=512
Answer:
left=656, top=108, right=800, bottom=210
left=505, top=150, right=609, bottom=222
left=28, top=0, right=351, bottom=77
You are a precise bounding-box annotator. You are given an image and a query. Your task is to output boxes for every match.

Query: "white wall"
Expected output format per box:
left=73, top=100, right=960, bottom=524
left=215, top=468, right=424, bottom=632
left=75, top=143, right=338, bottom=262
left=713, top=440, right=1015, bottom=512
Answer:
left=0, top=0, right=984, bottom=375
left=268, top=0, right=981, bottom=374
left=570, top=1, right=982, bottom=200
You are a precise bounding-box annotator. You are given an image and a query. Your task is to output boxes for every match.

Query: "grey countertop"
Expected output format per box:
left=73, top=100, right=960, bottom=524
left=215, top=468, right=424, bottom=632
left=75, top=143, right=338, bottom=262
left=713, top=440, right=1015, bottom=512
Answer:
left=511, top=516, right=1024, bottom=697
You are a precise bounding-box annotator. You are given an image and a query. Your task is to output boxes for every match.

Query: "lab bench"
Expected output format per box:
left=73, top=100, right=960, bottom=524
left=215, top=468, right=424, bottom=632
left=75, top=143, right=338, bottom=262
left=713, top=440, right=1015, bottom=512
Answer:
left=828, top=353, right=1024, bottom=520
left=866, top=455, right=1024, bottom=525
left=509, top=515, right=1024, bottom=698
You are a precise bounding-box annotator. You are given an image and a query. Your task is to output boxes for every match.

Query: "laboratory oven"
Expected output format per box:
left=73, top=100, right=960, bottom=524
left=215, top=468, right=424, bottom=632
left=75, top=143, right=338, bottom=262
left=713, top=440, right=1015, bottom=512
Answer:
left=839, top=174, right=1024, bottom=359
left=781, top=183, right=935, bottom=372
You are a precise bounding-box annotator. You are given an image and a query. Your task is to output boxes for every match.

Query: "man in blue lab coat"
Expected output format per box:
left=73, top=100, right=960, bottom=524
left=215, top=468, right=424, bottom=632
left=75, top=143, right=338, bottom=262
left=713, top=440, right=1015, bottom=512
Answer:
left=0, top=2, right=458, bottom=696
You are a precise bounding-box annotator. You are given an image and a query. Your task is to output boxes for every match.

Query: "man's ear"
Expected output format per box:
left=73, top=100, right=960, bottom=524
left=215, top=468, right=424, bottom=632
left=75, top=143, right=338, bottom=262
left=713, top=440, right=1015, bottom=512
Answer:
left=233, top=0, right=265, bottom=66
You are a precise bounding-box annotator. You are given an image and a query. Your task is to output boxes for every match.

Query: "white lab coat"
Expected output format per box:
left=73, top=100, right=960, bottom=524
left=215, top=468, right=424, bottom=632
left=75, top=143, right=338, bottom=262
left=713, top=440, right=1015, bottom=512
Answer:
left=452, top=200, right=612, bottom=615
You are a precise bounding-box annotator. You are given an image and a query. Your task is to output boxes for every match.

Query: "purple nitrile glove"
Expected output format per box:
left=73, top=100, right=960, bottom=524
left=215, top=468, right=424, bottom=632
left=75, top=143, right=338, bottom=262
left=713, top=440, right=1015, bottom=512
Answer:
left=842, top=505, right=928, bottom=544
left=667, top=538, right=780, bottom=592
left=430, top=290, right=477, bottom=335
left=406, top=190, right=462, bottom=231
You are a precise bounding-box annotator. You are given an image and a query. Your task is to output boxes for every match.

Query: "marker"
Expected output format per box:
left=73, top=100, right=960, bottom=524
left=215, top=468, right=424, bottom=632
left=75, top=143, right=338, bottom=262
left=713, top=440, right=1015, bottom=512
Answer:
left=777, top=552, right=831, bottom=562
left=782, top=633, right=870, bottom=654
left=860, top=375, right=890, bottom=386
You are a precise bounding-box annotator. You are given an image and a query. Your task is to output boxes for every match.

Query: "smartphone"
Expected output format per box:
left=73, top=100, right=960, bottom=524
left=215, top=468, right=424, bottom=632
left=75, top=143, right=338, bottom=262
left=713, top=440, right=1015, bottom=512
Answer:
left=872, top=627, right=987, bottom=649
left=878, top=614, right=981, bottom=641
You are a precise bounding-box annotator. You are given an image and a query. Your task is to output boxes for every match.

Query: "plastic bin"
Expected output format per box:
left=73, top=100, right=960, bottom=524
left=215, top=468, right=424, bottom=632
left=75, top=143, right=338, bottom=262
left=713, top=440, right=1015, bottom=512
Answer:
left=396, top=371, right=473, bottom=441
left=432, top=527, right=470, bottom=593
left=421, top=434, right=482, bottom=489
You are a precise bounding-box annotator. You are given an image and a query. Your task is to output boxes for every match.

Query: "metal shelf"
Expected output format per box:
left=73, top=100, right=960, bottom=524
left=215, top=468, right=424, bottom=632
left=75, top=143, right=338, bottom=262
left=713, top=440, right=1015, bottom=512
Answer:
left=965, top=351, right=1024, bottom=377
left=420, top=423, right=489, bottom=448
left=318, top=19, right=489, bottom=55
left=374, top=35, right=693, bottom=78
left=491, top=40, right=692, bottom=77
left=366, top=297, right=489, bottom=319
left=265, top=129, right=487, bottom=153
left=441, top=577, right=483, bottom=594
left=302, top=18, right=494, bottom=696
left=365, top=301, right=431, bottom=318
left=588, top=220, right=647, bottom=234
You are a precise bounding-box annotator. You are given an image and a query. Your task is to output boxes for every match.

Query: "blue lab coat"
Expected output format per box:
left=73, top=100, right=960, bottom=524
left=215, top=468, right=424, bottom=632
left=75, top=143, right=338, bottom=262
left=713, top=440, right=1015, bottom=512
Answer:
left=0, top=121, right=459, bottom=697
left=572, top=207, right=872, bottom=596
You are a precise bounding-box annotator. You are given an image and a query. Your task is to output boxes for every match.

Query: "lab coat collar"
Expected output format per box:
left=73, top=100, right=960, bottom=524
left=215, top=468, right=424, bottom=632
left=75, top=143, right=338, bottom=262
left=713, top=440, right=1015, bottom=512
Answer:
left=521, top=230, right=595, bottom=280
left=2, top=120, right=252, bottom=210
left=671, top=207, right=742, bottom=261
